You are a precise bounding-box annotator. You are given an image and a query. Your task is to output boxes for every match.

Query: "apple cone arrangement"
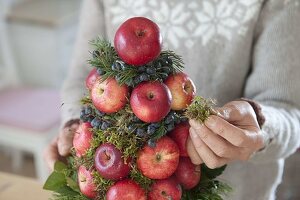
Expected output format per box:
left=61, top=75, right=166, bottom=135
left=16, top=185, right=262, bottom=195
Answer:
left=44, top=17, right=231, bottom=200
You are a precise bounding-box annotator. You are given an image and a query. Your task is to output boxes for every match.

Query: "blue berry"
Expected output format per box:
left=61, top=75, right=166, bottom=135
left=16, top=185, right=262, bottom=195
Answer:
left=152, top=123, right=161, bottom=128
left=80, top=115, right=88, bottom=122
left=85, top=106, right=93, bottom=115
left=181, top=117, right=188, bottom=122
left=97, top=68, right=105, bottom=75
left=139, top=73, right=150, bottom=82
left=161, top=66, right=171, bottom=74
left=138, top=66, right=146, bottom=72
left=166, top=57, right=173, bottom=66
left=91, top=118, right=101, bottom=128
left=167, top=122, right=175, bottom=132
left=95, top=109, right=105, bottom=117
left=175, top=116, right=181, bottom=124
left=134, top=76, right=141, bottom=85
left=101, top=121, right=111, bottom=130
left=112, top=62, right=121, bottom=71
left=161, top=73, right=169, bottom=80
left=165, top=114, right=175, bottom=124
left=154, top=60, right=162, bottom=69
left=87, top=116, right=94, bottom=122
left=136, top=128, right=146, bottom=137
left=146, top=67, right=156, bottom=75
left=92, top=50, right=100, bottom=58
left=147, top=125, right=156, bottom=135
left=80, top=110, right=86, bottom=118
left=148, top=139, right=156, bottom=148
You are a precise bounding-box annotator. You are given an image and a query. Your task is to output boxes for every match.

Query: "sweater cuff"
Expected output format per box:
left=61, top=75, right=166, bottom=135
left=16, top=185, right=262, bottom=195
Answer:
left=63, top=119, right=80, bottom=128
left=240, top=98, right=266, bottom=128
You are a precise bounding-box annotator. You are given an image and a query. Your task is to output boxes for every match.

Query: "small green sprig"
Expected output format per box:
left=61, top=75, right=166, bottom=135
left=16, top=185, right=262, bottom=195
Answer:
left=88, top=37, right=118, bottom=70
left=130, top=164, right=154, bottom=190
left=92, top=171, right=114, bottom=199
left=160, top=50, right=184, bottom=73
left=185, top=96, right=216, bottom=123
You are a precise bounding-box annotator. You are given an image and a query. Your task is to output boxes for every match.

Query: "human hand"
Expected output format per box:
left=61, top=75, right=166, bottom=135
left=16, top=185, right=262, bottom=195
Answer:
left=44, top=120, right=80, bottom=171
left=187, top=101, right=264, bottom=169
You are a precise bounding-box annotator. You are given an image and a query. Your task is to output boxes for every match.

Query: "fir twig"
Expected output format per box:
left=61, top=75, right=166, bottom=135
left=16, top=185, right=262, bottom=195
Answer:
left=160, top=50, right=184, bottom=73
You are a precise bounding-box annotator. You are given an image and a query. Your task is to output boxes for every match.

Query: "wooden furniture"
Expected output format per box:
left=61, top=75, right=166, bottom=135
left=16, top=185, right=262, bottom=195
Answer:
left=0, top=172, right=52, bottom=200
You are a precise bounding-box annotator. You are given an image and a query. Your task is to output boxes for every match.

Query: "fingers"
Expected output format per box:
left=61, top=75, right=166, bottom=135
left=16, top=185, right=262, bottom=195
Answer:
left=186, top=136, right=203, bottom=165
left=216, top=101, right=259, bottom=128
left=189, top=120, right=242, bottom=159
left=204, top=115, right=254, bottom=148
left=189, top=128, right=229, bottom=169
left=58, top=123, right=79, bottom=156
left=43, top=137, right=59, bottom=171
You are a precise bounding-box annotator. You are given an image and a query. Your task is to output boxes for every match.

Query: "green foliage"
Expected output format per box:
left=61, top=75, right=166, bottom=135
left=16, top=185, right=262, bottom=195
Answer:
left=185, top=96, right=216, bottom=123
left=130, top=164, right=153, bottom=190
left=151, top=122, right=167, bottom=140
left=89, top=37, right=118, bottom=71
left=92, top=171, right=114, bottom=199
left=160, top=50, right=184, bottom=73
left=44, top=161, right=83, bottom=200
left=88, top=39, right=184, bottom=86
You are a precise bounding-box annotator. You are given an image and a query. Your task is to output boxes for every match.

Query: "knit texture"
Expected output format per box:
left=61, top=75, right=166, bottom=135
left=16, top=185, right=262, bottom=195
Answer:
left=61, top=0, right=300, bottom=199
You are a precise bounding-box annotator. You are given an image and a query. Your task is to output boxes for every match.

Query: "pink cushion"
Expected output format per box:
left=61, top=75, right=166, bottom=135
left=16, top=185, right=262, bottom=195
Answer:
left=0, top=88, right=61, bottom=132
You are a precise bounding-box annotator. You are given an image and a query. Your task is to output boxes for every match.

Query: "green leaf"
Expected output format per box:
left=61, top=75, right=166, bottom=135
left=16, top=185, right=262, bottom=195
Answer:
left=43, top=171, right=66, bottom=191
left=55, top=186, right=80, bottom=197
left=54, top=161, right=67, bottom=173
left=66, top=177, right=80, bottom=193
left=202, top=164, right=227, bottom=180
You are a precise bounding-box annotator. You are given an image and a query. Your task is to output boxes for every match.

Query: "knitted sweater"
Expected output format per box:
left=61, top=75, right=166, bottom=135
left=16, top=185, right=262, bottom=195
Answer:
left=61, top=0, right=300, bottom=199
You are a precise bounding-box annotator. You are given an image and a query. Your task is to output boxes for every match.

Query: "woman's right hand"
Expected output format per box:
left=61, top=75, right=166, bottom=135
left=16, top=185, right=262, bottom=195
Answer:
left=44, top=120, right=80, bottom=171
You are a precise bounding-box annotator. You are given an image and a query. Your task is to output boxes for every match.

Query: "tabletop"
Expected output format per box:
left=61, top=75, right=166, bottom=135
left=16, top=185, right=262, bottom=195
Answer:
left=0, top=172, right=52, bottom=200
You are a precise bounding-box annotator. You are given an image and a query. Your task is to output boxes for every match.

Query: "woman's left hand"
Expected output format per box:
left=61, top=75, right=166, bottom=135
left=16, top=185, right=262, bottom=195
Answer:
left=187, top=100, right=265, bottom=169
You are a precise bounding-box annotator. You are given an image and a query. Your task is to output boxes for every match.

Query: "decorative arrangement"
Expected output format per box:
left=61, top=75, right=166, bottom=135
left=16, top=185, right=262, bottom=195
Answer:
left=43, top=17, right=231, bottom=200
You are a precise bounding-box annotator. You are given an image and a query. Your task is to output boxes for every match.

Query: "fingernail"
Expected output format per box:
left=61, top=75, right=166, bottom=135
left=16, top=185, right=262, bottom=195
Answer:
left=190, top=119, right=204, bottom=130
left=205, top=116, right=216, bottom=127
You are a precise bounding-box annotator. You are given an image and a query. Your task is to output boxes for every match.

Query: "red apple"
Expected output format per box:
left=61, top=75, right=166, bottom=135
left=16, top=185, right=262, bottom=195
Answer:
left=148, top=177, right=182, bottom=200
left=114, top=17, right=162, bottom=66
left=78, top=165, right=97, bottom=199
left=137, top=136, right=179, bottom=179
left=106, top=179, right=147, bottom=200
left=164, top=72, right=196, bottom=110
left=86, top=68, right=99, bottom=90
left=91, top=77, right=129, bottom=114
left=130, top=81, right=172, bottom=123
left=94, top=143, right=130, bottom=180
left=73, top=122, right=93, bottom=157
left=175, top=157, right=201, bottom=189
left=168, top=122, right=190, bottom=157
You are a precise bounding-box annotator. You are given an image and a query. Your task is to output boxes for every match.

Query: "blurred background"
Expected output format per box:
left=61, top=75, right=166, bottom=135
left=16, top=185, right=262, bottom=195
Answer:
left=0, top=0, right=299, bottom=199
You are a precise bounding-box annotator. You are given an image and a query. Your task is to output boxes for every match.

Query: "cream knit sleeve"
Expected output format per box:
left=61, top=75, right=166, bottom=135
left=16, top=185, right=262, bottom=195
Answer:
left=61, top=0, right=106, bottom=126
left=244, top=0, right=300, bottom=162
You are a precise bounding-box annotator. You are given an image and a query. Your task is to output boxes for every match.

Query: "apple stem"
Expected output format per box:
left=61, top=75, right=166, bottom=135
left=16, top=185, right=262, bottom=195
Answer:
left=148, top=92, right=154, bottom=100
left=155, top=154, right=161, bottom=162
left=136, top=30, right=146, bottom=37
left=104, top=151, right=111, bottom=160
